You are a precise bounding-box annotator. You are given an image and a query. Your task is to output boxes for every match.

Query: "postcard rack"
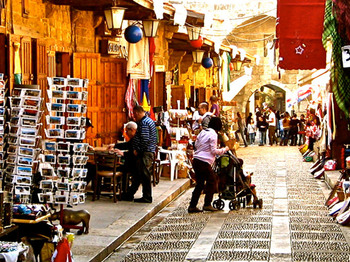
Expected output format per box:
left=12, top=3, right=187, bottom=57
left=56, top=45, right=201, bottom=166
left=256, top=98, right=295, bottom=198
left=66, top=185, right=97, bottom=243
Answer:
left=3, top=84, right=43, bottom=204
left=37, top=77, right=89, bottom=206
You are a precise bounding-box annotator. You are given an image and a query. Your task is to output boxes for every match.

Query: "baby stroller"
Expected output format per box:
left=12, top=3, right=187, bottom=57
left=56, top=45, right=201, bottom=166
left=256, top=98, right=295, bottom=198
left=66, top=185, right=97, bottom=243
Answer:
left=212, top=150, right=263, bottom=210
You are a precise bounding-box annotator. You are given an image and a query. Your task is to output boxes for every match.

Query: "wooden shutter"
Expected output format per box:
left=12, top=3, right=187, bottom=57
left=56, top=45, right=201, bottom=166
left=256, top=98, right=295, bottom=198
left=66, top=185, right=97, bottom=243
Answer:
left=21, top=36, right=32, bottom=85
left=99, top=56, right=127, bottom=145
left=33, top=39, right=48, bottom=91
left=73, top=53, right=100, bottom=146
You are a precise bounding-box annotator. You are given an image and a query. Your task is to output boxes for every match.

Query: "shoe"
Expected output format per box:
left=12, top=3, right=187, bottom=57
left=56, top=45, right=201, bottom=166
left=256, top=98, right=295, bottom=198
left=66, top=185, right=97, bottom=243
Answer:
left=188, top=207, right=203, bottom=213
left=203, top=205, right=218, bottom=212
left=134, top=197, right=152, bottom=203
left=121, top=194, right=134, bottom=201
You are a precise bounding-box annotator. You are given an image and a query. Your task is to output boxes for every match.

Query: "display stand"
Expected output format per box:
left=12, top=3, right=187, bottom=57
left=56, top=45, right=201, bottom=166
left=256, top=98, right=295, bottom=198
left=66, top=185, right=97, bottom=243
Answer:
left=39, top=77, right=89, bottom=233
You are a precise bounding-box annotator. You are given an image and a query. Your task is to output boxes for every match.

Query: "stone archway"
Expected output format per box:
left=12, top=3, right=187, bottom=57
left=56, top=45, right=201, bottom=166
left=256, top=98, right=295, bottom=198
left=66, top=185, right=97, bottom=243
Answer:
left=245, top=81, right=290, bottom=115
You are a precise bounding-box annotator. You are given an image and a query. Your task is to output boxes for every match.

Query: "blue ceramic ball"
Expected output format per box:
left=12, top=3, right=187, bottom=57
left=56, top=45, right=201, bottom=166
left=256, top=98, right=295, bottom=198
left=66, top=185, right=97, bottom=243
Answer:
left=202, top=57, right=213, bottom=68
left=124, top=25, right=143, bottom=43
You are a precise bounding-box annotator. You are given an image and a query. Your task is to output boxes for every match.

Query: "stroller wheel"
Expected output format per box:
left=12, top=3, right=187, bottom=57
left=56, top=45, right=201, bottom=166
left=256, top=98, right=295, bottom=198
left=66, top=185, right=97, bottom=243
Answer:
left=229, top=200, right=240, bottom=210
left=213, top=199, right=225, bottom=210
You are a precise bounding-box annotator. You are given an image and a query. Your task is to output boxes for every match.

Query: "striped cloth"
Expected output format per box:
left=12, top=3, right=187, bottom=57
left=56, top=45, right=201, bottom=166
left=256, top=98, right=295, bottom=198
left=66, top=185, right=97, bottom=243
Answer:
left=322, top=0, right=350, bottom=118
left=133, top=115, right=157, bottom=153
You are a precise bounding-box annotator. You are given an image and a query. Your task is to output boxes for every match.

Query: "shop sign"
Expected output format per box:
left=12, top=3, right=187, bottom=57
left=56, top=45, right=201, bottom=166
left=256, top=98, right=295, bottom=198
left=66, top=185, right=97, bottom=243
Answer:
left=100, top=40, right=127, bottom=58
left=155, top=65, right=165, bottom=72
left=341, top=45, right=350, bottom=68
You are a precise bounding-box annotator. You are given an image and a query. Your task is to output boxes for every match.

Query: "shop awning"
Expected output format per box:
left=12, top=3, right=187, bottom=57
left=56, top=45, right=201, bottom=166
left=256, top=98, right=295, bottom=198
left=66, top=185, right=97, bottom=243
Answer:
left=222, top=74, right=252, bottom=102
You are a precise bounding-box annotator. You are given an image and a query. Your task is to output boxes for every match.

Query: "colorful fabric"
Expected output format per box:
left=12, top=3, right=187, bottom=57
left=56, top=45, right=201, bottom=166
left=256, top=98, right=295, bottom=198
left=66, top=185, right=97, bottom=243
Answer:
left=277, top=0, right=326, bottom=70
left=125, top=79, right=136, bottom=119
left=322, top=0, right=350, bottom=118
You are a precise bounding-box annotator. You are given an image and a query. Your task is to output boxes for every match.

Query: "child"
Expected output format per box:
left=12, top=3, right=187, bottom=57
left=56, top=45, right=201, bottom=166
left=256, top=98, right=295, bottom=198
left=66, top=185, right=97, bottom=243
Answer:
left=209, top=95, right=220, bottom=117
left=247, top=119, right=256, bottom=145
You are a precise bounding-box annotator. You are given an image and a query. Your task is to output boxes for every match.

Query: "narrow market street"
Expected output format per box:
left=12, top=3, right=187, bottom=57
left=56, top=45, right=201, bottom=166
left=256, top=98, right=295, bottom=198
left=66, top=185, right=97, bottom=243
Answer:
left=105, top=146, right=350, bottom=262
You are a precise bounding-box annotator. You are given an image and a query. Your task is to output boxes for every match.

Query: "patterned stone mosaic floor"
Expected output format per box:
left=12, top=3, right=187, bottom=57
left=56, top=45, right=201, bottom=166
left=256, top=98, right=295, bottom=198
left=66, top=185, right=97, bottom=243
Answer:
left=105, top=147, right=350, bottom=262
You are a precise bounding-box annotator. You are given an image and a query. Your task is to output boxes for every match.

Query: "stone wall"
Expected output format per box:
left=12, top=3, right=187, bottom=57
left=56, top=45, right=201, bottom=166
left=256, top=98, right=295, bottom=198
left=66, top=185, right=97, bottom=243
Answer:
left=3, top=0, right=95, bottom=53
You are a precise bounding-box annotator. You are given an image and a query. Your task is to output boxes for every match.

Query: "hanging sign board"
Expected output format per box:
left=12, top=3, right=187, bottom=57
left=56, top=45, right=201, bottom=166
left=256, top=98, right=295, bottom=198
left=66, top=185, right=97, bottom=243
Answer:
left=341, top=45, right=350, bottom=68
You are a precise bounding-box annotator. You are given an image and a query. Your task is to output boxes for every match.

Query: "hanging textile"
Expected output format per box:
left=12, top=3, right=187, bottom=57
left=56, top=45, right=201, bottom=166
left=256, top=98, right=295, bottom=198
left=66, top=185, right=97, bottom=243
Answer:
left=125, top=79, right=136, bottom=119
left=277, top=0, right=326, bottom=70
left=127, top=37, right=150, bottom=79
left=220, top=52, right=228, bottom=93
left=141, top=79, right=149, bottom=102
left=226, top=52, right=232, bottom=92
left=323, top=0, right=350, bottom=118
left=149, top=37, right=156, bottom=79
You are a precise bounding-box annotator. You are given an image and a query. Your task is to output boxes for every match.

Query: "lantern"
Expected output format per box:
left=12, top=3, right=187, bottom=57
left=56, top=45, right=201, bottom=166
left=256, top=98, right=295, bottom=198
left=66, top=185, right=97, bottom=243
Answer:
left=124, top=25, right=143, bottom=43
left=186, top=26, right=201, bottom=41
left=142, top=19, right=159, bottom=38
left=104, top=6, right=126, bottom=32
left=192, top=50, right=205, bottom=64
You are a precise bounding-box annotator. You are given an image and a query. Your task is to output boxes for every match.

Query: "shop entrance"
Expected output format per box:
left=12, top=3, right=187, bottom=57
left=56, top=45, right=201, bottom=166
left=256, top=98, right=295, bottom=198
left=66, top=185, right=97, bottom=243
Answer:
left=73, top=53, right=127, bottom=146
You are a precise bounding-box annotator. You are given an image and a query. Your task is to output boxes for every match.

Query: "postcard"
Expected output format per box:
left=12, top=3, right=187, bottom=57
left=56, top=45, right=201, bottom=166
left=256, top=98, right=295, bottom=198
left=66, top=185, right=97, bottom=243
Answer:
left=57, top=168, right=70, bottom=178
left=38, top=192, right=53, bottom=203
left=73, top=143, right=88, bottom=153
left=46, top=116, right=65, bottom=125
left=66, top=117, right=80, bottom=126
left=47, top=103, right=65, bottom=112
left=70, top=194, right=79, bottom=205
left=54, top=193, right=69, bottom=204
left=7, top=135, right=18, bottom=145
left=21, top=108, right=40, bottom=119
left=19, top=137, right=36, bottom=147
left=21, top=117, right=38, bottom=127
left=44, top=141, right=56, bottom=151
left=79, top=193, right=85, bottom=204
left=40, top=167, right=55, bottom=177
left=51, top=77, right=67, bottom=86
left=15, top=175, right=32, bottom=186
left=15, top=185, right=31, bottom=195
left=67, top=104, right=81, bottom=113
left=71, top=168, right=87, bottom=178
left=7, top=145, right=18, bottom=155
left=21, top=127, right=38, bottom=137
left=45, top=129, right=64, bottom=138
left=44, top=154, right=56, bottom=164
left=40, top=180, right=54, bottom=190
left=57, top=154, right=70, bottom=165
left=66, top=91, right=81, bottom=100
left=23, top=89, right=41, bottom=97
left=57, top=142, right=70, bottom=152
left=22, top=98, right=41, bottom=109
left=17, top=166, right=33, bottom=176
left=9, top=126, right=20, bottom=136
left=17, top=156, right=34, bottom=166
left=19, top=147, right=35, bottom=157
left=65, top=130, right=80, bottom=139
left=67, top=78, right=83, bottom=87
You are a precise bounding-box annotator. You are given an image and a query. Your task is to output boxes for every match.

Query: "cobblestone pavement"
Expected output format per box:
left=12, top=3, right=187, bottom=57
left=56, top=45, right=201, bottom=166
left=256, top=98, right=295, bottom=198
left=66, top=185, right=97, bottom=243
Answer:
left=105, top=146, right=350, bottom=262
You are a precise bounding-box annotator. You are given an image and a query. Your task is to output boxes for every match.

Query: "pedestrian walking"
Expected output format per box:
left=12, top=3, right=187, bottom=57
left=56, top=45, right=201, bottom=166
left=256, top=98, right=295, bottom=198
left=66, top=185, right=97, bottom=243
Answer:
left=235, top=112, right=248, bottom=147
left=188, top=117, right=229, bottom=213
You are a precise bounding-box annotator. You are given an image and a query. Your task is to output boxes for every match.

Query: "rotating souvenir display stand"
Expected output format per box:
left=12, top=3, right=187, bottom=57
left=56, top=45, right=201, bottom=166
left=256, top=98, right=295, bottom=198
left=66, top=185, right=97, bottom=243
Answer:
left=39, top=77, right=89, bottom=233
left=4, top=84, right=43, bottom=205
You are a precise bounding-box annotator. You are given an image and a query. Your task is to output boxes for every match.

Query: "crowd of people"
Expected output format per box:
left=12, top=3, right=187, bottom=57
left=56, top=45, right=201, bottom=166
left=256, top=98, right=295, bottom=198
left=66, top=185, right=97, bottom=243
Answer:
left=234, top=106, right=320, bottom=150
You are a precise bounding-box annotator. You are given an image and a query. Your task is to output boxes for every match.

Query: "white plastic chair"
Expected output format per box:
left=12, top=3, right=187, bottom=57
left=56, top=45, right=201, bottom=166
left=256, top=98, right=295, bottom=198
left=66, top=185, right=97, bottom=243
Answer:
left=158, top=147, right=179, bottom=181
